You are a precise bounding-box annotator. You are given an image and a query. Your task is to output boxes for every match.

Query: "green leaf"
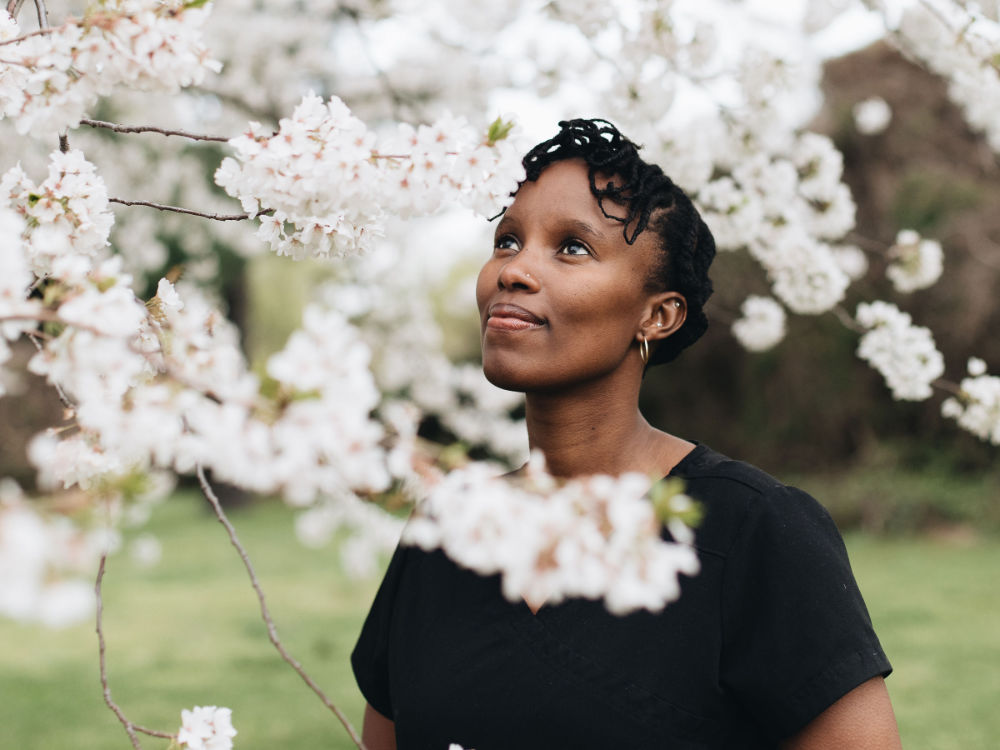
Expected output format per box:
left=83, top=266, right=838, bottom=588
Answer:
left=650, top=476, right=703, bottom=527
left=486, top=116, right=515, bottom=146
left=184, top=0, right=211, bottom=8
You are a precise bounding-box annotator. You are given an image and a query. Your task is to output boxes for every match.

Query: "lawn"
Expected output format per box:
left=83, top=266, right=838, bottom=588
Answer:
left=1, top=490, right=997, bottom=749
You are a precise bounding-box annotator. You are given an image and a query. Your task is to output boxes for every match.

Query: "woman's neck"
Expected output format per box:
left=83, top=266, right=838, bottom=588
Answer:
left=524, top=379, right=692, bottom=479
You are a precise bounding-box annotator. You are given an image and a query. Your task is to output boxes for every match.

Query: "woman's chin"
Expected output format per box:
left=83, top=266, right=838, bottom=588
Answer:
left=481, top=362, right=529, bottom=393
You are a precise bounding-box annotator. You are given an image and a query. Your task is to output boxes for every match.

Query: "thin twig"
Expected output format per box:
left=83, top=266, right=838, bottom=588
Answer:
left=933, top=377, right=964, bottom=396
left=845, top=231, right=889, bottom=256
left=26, top=331, right=75, bottom=410
left=32, top=0, right=45, bottom=28
left=349, top=14, right=407, bottom=121
left=0, top=310, right=110, bottom=338
left=965, top=241, right=1000, bottom=271
left=195, top=466, right=368, bottom=750
left=191, top=85, right=281, bottom=125
left=832, top=304, right=867, bottom=334
left=6, top=0, right=27, bottom=19
left=81, top=118, right=230, bottom=143
left=108, top=197, right=257, bottom=222
left=0, top=25, right=56, bottom=46
left=96, top=553, right=177, bottom=747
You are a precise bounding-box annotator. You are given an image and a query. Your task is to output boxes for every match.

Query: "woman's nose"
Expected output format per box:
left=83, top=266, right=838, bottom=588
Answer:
left=496, top=252, right=541, bottom=292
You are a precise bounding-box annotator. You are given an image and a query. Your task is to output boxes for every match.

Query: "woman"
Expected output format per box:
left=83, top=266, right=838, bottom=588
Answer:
left=352, top=119, right=901, bottom=749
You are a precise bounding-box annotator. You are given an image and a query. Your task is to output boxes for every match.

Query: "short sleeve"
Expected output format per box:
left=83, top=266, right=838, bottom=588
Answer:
left=351, top=544, right=407, bottom=719
left=719, top=484, right=891, bottom=740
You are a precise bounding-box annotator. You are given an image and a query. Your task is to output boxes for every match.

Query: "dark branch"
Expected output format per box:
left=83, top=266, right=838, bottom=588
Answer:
left=81, top=118, right=230, bottom=143
left=109, top=197, right=256, bottom=222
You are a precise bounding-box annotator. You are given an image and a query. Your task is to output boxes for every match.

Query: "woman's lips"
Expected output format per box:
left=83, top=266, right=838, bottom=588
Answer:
left=486, top=303, right=546, bottom=331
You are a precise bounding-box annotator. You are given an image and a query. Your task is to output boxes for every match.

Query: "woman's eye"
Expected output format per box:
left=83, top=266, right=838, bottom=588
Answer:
left=559, top=240, right=591, bottom=257
left=494, top=235, right=519, bottom=253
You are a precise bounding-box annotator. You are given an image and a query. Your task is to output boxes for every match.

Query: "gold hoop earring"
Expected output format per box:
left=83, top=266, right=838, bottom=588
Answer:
left=639, top=335, right=650, bottom=366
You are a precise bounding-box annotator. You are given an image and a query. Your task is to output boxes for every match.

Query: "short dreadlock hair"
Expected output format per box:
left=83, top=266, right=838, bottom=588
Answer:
left=517, top=118, right=716, bottom=367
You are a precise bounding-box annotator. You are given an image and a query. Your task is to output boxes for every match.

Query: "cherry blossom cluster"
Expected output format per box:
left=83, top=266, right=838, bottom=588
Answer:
left=1, top=148, right=113, bottom=274
left=888, top=0, right=1000, bottom=152
left=0, top=1, right=220, bottom=140
left=178, top=705, right=237, bottom=750
left=941, top=358, right=1000, bottom=445
left=403, top=460, right=701, bottom=615
left=696, top=136, right=854, bottom=316
left=2, top=149, right=402, bottom=544
left=885, top=229, right=944, bottom=293
left=855, top=301, right=945, bottom=401
left=731, top=295, right=787, bottom=352
left=214, top=94, right=525, bottom=259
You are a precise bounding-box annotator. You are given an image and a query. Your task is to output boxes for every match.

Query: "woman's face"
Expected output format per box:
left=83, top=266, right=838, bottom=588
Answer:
left=476, top=159, right=664, bottom=393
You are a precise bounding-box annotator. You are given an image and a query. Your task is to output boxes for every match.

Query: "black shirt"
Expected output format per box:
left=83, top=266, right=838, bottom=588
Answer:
left=352, top=444, right=891, bottom=749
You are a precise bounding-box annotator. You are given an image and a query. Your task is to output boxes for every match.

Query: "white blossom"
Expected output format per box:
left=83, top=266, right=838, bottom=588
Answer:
left=732, top=295, right=787, bottom=352
left=853, top=96, right=892, bottom=135
left=941, top=358, right=1000, bottom=444
left=1, top=150, right=114, bottom=275
left=886, top=229, right=944, bottom=293
left=830, top=244, right=869, bottom=281
left=178, top=705, right=237, bottom=750
left=856, top=301, right=945, bottom=401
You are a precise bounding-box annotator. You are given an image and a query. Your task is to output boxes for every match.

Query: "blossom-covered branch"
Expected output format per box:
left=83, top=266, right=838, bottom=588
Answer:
left=0, top=0, right=220, bottom=139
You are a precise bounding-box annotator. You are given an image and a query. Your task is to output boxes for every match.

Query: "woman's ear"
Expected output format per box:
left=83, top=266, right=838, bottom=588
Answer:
left=639, top=292, right=686, bottom=343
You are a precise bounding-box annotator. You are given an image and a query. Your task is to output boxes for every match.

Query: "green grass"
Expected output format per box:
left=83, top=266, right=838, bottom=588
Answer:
left=848, top=534, right=1000, bottom=750
left=0, top=492, right=997, bottom=749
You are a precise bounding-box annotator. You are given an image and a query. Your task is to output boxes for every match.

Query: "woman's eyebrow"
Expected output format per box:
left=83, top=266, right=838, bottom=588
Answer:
left=494, top=215, right=518, bottom=237
left=562, top=219, right=604, bottom=241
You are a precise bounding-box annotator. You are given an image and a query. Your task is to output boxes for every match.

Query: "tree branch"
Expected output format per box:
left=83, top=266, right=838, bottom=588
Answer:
left=96, top=552, right=177, bottom=749
left=845, top=231, right=889, bottom=256
left=6, top=0, right=27, bottom=19
left=933, top=377, right=964, bottom=396
left=26, top=331, right=75, bottom=411
left=81, top=118, right=230, bottom=143
left=0, top=25, right=56, bottom=46
left=832, top=304, right=867, bottom=334
left=195, top=465, right=367, bottom=750
left=32, top=0, right=45, bottom=28
left=108, top=197, right=258, bottom=222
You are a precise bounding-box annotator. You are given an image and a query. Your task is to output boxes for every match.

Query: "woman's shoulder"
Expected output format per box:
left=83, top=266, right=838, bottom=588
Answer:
left=672, top=443, right=839, bottom=558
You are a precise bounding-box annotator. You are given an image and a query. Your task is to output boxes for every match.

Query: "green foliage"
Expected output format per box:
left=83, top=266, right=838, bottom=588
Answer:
left=789, top=452, right=1000, bottom=534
